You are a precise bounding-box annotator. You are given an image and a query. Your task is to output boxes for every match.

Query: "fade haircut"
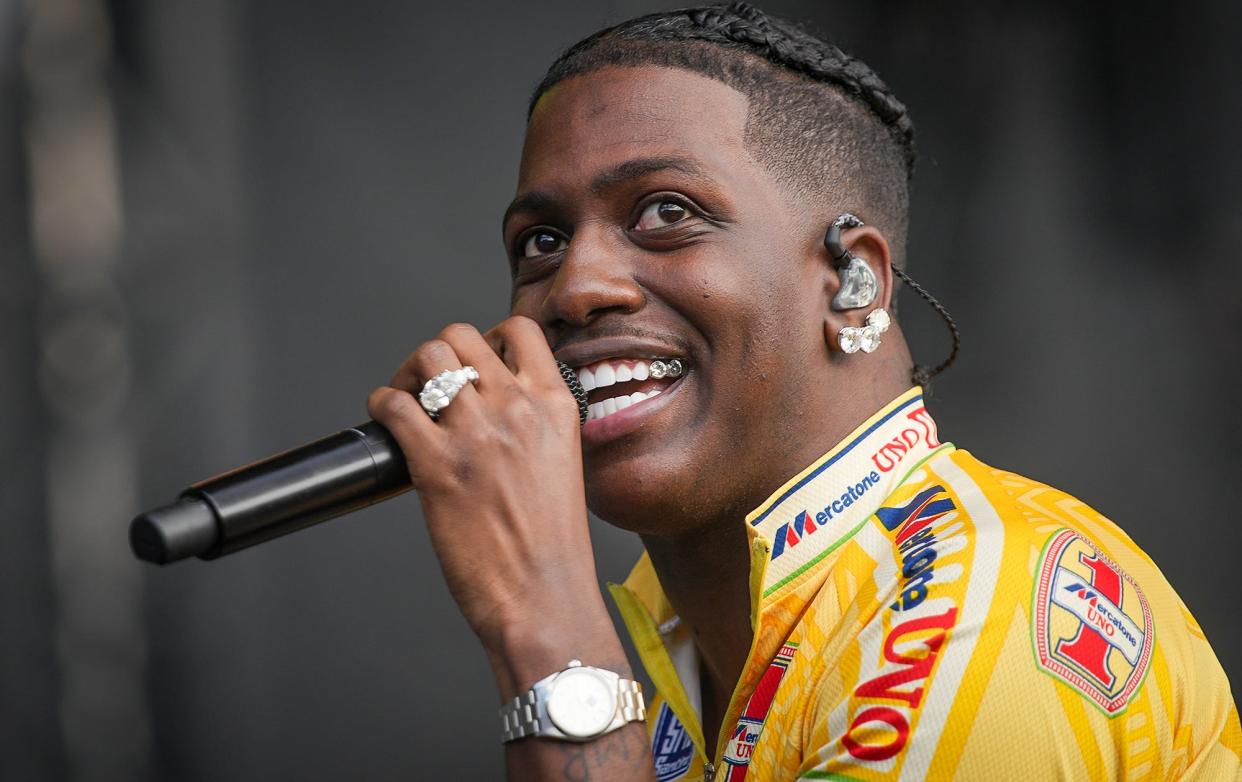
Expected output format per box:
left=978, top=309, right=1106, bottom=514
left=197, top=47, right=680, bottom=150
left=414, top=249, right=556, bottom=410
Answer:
left=529, top=2, right=915, bottom=266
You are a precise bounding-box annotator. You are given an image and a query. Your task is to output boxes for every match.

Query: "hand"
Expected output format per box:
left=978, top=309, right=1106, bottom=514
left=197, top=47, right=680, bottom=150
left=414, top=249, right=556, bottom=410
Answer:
left=370, top=316, right=656, bottom=781
left=367, top=317, right=609, bottom=669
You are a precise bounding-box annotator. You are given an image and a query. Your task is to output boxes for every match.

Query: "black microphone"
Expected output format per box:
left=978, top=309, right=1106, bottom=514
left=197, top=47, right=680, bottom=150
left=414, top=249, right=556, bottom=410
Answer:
left=130, top=362, right=590, bottom=564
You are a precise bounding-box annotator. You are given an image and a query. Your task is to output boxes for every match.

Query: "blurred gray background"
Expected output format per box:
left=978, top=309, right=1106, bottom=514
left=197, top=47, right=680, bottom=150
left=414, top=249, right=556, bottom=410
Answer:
left=2, top=0, right=1239, bottom=779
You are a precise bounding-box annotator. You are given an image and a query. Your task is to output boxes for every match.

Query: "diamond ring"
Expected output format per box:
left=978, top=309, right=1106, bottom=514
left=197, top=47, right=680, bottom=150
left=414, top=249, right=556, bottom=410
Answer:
left=418, top=366, right=480, bottom=419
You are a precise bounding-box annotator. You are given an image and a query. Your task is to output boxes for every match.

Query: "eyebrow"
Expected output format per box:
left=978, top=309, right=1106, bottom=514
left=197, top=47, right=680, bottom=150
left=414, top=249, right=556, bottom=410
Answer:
left=502, top=155, right=713, bottom=227
left=588, top=156, right=710, bottom=193
left=502, top=190, right=560, bottom=228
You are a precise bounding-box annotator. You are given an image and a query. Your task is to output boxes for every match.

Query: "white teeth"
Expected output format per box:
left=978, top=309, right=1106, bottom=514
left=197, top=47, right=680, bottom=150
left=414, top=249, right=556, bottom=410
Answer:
left=576, top=358, right=683, bottom=422
left=583, top=388, right=670, bottom=421
left=578, top=367, right=597, bottom=392
left=594, top=363, right=616, bottom=388
left=574, top=358, right=674, bottom=387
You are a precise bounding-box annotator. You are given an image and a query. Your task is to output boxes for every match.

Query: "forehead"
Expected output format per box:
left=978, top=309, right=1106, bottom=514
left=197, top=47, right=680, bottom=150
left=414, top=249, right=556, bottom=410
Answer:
left=518, top=66, right=751, bottom=193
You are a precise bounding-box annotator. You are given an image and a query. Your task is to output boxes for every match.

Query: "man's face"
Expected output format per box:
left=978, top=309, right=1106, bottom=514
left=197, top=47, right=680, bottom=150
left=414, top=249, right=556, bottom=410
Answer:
left=504, top=66, right=830, bottom=533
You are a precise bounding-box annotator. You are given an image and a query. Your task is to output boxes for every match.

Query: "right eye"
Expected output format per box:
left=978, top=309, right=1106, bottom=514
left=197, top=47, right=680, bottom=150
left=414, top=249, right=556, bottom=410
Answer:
left=519, top=230, right=567, bottom=258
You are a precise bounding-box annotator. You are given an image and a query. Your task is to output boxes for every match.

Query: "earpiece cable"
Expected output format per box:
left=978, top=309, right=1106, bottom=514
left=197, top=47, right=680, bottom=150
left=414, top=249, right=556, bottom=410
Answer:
left=891, top=265, right=960, bottom=388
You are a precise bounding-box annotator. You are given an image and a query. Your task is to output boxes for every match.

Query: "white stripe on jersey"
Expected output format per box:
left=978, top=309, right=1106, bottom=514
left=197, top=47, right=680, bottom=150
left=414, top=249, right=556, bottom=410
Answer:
left=897, top=455, right=1006, bottom=782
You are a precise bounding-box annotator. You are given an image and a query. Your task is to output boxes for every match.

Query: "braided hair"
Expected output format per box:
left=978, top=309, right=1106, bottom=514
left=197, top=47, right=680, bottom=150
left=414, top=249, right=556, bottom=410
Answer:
left=530, top=2, right=915, bottom=266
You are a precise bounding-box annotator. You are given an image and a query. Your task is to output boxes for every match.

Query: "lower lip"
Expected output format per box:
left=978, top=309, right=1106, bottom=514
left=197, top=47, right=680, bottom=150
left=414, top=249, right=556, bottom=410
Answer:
left=579, top=376, right=685, bottom=447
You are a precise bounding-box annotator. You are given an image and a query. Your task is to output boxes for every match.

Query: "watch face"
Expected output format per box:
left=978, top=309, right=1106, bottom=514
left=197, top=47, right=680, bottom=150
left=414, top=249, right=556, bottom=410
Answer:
left=546, top=668, right=617, bottom=738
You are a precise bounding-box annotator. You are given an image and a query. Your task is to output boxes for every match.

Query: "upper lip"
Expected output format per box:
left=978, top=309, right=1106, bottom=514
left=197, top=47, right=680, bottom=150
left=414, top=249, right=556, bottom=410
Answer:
left=554, top=337, right=688, bottom=370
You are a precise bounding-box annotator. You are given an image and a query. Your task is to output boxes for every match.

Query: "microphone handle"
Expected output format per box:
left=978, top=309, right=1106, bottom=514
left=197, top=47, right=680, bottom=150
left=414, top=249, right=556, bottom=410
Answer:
left=129, top=361, right=590, bottom=565
left=130, top=421, right=412, bottom=564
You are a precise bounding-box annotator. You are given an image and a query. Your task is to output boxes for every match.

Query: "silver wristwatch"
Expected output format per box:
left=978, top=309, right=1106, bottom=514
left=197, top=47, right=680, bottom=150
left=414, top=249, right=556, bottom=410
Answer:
left=499, top=660, right=646, bottom=743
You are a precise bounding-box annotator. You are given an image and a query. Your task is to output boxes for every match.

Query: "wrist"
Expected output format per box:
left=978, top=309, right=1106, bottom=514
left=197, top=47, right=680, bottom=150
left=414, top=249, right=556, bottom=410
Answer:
left=485, top=607, right=629, bottom=701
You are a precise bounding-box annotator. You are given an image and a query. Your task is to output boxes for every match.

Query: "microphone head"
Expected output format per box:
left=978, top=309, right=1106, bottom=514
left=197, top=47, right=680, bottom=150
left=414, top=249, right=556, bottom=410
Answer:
left=557, top=361, right=589, bottom=425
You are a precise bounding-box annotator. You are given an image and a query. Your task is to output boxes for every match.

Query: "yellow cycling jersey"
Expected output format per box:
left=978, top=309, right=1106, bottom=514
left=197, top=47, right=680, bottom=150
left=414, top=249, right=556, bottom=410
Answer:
left=609, top=388, right=1241, bottom=781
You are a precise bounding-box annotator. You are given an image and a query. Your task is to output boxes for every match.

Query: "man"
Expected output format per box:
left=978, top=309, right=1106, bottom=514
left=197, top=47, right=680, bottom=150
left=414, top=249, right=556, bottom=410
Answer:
left=368, top=4, right=1240, bottom=780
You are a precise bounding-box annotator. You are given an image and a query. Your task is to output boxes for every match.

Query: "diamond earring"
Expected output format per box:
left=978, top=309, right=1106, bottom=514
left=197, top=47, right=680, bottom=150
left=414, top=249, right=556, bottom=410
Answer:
left=838, top=308, right=891, bottom=354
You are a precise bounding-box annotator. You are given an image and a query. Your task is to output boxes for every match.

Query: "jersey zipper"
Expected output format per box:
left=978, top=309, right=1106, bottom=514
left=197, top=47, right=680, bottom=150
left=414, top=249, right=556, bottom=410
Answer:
left=703, top=760, right=715, bottom=781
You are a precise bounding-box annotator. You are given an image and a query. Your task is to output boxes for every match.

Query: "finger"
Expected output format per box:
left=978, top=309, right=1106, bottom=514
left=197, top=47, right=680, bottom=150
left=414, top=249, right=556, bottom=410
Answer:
left=435, top=323, right=513, bottom=391
left=367, top=385, right=444, bottom=476
left=490, top=316, right=558, bottom=382
left=390, top=338, right=462, bottom=392
left=390, top=338, right=485, bottom=424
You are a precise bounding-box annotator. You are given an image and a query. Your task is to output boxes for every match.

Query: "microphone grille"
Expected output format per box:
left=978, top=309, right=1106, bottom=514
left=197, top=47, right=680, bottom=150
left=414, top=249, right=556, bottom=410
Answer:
left=557, top=361, right=589, bottom=426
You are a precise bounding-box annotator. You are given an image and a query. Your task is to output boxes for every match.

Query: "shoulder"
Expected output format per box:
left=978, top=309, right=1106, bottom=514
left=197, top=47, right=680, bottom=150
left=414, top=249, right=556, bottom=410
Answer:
left=896, top=447, right=1182, bottom=617
left=798, top=450, right=1240, bottom=778
left=901, top=449, right=1229, bottom=705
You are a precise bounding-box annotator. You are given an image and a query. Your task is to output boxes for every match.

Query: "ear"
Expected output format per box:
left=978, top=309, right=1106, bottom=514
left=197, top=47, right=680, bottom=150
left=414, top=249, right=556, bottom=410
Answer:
left=822, top=225, right=895, bottom=351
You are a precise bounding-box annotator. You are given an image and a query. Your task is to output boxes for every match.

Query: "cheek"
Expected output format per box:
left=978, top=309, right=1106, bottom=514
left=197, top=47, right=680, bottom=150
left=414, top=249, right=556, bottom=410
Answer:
left=672, top=249, right=824, bottom=445
left=661, top=246, right=806, bottom=368
left=508, top=284, right=542, bottom=318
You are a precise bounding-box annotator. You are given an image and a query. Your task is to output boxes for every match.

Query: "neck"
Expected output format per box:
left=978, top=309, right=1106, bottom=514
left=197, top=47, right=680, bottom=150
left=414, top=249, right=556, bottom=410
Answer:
left=640, top=515, right=753, bottom=728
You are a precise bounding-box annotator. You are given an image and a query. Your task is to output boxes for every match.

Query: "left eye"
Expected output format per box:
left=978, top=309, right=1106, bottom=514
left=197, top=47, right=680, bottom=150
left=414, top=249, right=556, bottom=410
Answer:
left=633, top=200, right=689, bottom=231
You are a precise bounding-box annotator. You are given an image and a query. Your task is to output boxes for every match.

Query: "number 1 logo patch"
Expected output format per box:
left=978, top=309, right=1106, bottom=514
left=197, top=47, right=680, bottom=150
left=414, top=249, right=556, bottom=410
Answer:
left=1032, top=529, right=1154, bottom=715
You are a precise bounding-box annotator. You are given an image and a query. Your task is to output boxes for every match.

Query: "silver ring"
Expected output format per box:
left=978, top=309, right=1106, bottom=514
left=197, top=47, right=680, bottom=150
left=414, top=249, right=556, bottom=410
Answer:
left=418, top=366, right=479, bottom=418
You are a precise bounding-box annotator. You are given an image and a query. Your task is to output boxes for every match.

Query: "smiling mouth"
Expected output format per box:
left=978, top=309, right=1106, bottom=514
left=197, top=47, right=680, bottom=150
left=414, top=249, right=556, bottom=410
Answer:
left=575, top=358, right=685, bottom=422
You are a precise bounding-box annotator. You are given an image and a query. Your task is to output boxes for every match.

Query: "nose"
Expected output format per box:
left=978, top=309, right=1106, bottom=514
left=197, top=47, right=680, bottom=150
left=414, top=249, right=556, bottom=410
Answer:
left=539, top=227, right=645, bottom=328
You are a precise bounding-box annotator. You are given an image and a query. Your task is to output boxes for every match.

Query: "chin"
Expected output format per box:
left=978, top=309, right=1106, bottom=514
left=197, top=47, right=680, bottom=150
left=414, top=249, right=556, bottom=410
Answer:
left=582, top=451, right=692, bottom=536
left=583, top=440, right=754, bottom=539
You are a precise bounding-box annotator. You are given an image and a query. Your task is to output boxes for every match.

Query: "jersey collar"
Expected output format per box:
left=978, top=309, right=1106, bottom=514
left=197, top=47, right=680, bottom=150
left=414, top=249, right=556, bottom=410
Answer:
left=745, top=386, right=946, bottom=599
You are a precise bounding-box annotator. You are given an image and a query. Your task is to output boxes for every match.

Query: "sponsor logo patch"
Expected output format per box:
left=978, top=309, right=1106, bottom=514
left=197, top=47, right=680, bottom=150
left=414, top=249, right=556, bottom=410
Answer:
left=770, top=472, right=881, bottom=561
left=1032, top=529, right=1153, bottom=715
left=844, top=605, right=959, bottom=763
left=650, top=703, right=693, bottom=782
left=720, top=643, right=798, bottom=782
left=876, top=485, right=957, bottom=612
left=869, top=404, right=941, bottom=473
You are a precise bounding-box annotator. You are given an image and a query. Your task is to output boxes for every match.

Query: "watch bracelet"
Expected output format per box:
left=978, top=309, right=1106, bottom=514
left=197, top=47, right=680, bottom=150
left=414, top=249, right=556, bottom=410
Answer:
left=499, top=678, right=645, bottom=743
